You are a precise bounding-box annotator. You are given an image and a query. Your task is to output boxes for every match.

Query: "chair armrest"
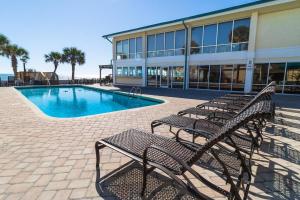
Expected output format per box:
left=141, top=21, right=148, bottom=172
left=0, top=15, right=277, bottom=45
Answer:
left=143, top=145, right=190, bottom=170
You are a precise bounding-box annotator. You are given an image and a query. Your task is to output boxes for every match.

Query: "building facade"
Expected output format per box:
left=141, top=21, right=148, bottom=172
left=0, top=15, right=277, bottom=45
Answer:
left=103, top=0, right=300, bottom=94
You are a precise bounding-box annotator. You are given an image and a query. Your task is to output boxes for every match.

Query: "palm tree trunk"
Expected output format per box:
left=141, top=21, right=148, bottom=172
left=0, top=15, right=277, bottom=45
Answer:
left=11, top=55, right=18, bottom=78
left=23, top=63, right=26, bottom=73
left=51, top=64, right=58, bottom=81
left=71, top=63, right=75, bottom=83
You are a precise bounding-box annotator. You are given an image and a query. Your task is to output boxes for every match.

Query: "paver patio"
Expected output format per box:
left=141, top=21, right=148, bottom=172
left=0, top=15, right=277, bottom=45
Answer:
left=0, top=86, right=299, bottom=200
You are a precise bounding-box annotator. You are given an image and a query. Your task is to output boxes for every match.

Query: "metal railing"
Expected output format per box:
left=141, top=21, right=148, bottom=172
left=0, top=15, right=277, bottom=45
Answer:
left=129, top=87, right=142, bottom=97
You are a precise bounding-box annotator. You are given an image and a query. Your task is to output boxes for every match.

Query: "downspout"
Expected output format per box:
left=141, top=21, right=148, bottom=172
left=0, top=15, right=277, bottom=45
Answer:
left=103, top=36, right=114, bottom=84
left=182, top=20, right=188, bottom=90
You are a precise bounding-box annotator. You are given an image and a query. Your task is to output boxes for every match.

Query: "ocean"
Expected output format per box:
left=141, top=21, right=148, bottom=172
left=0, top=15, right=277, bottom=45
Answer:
left=0, top=74, right=13, bottom=81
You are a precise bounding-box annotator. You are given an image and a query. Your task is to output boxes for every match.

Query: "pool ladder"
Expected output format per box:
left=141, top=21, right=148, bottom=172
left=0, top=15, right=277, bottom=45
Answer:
left=129, top=87, right=142, bottom=97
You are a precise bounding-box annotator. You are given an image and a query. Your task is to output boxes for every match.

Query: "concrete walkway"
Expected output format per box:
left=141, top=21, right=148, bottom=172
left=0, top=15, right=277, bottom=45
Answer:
left=0, top=86, right=299, bottom=200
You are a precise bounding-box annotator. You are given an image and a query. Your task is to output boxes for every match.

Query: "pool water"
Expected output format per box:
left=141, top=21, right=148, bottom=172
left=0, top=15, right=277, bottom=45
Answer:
left=17, top=86, right=162, bottom=118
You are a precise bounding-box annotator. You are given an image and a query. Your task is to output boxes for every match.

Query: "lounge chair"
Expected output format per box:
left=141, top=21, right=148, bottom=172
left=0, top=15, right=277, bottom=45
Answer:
left=151, top=82, right=275, bottom=137
left=178, top=81, right=276, bottom=117
left=95, top=100, right=274, bottom=200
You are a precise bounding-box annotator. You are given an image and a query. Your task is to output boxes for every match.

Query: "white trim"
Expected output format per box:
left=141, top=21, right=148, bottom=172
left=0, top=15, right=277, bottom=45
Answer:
left=255, top=46, right=300, bottom=59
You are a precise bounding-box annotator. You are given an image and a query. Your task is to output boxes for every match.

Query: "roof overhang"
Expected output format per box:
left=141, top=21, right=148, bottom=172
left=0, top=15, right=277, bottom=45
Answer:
left=102, top=0, right=295, bottom=39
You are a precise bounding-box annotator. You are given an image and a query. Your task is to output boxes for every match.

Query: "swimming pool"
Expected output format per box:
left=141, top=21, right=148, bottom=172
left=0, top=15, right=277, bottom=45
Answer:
left=16, top=86, right=163, bottom=118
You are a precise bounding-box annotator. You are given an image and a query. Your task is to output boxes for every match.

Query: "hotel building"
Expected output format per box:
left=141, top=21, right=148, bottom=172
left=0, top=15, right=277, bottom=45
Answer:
left=103, top=0, right=300, bottom=93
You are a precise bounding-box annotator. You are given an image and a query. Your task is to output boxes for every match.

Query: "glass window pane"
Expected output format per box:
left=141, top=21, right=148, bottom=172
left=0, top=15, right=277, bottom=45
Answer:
left=136, top=66, right=142, bottom=77
left=129, top=38, right=135, bottom=54
left=117, top=67, right=122, bottom=76
left=217, top=21, right=233, bottom=45
left=122, top=67, right=128, bottom=76
left=147, top=35, right=155, bottom=52
left=253, top=64, right=268, bottom=84
left=285, top=62, right=300, bottom=85
left=156, top=33, right=164, bottom=51
left=122, top=40, right=129, bottom=54
left=203, top=46, right=216, bottom=54
left=189, top=65, right=198, bottom=82
left=136, top=37, right=142, bottom=52
left=220, top=65, right=233, bottom=83
left=165, top=32, right=174, bottom=50
left=116, top=41, right=122, bottom=54
left=232, top=18, right=250, bottom=43
left=203, top=24, right=217, bottom=46
left=191, top=27, right=203, bottom=48
left=268, top=63, right=285, bottom=85
left=189, top=65, right=198, bottom=88
left=129, top=67, right=136, bottom=76
left=209, top=65, right=220, bottom=83
left=172, top=66, right=184, bottom=88
left=191, top=48, right=201, bottom=55
left=217, top=45, right=231, bottom=53
left=232, top=65, right=246, bottom=84
left=232, top=64, right=246, bottom=91
left=198, top=66, right=209, bottom=83
left=175, top=29, right=185, bottom=49
left=147, top=67, right=157, bottom=86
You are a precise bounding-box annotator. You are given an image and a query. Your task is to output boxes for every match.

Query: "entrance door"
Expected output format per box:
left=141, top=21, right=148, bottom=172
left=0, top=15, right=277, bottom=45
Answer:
left=160, top=67, right=169, bottom=87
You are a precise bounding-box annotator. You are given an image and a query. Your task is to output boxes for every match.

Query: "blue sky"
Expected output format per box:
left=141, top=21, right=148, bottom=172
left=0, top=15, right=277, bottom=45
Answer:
left=0, top=0, right=255, bottom=78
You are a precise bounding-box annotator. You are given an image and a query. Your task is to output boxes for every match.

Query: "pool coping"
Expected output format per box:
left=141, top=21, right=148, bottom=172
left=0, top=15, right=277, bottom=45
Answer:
left=13, top=85, right=168, bottom=120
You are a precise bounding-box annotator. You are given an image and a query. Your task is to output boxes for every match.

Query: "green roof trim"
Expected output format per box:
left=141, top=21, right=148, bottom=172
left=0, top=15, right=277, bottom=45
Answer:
left=102, top=0, right=277, bottom=38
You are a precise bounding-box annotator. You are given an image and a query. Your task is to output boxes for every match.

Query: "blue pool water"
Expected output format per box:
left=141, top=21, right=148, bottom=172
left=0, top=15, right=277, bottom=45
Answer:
left=17, top=86, right=162, bottom=118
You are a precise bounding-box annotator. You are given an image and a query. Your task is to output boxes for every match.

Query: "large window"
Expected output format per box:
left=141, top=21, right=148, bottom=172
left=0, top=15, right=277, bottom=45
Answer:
left=209, top=65, right=220, bottom=89
left=268, top=63, right=285, bottom=92
left=136, top=37, right=143, bottom=58
left=232, top=18, right=250, bottom=51
left=189, top=65, right=198, bottom=88
left=189, top=64, right=246, bottom=91
left=116, top=66, right=143, bottom=78
left=198, top=66, right=209, bottom=89
left=203, top=24, right=217, bottom=53
left=116, top=37, right=143, bottom=60
left=190, top=18, right=250, bottom=54
left=232, top=65, right=246, bottom=91
left=285, top=62, right=300, bottom=93
left=172, top=66, right=184, bottom=88
left=175, top=30, right=185, bottom=55
left=191, top=27, right=203, bottom=54
left=220, top=65, right=233, bottom=90
left=217, top=21, right=233, bottom=53
left=147, top=29, right=185, bottom=58
left=156, top=33, right=164, bottom=57
left=165, top=32, right=175, bottom=56
left=252, top=64, right=269, bottom=91
left=252, top=62, right=300, bottom=93
left=147, top=35, right=156, bottom=57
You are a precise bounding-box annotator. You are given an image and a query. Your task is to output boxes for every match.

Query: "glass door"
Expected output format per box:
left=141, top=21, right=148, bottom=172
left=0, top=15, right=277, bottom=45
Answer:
left=160, top=67, right=169, bottom=87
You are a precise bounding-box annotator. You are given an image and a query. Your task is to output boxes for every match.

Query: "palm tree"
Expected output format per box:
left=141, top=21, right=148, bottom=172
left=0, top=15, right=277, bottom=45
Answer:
left=62, top=47, right=85, bottom=82
left=0, top=34, right=10, bottom=56
left=2, top=44, right=26, bottom=77
left=45, top=52, right=62, bottom=80
left=19, top=48, right=29, bottom=72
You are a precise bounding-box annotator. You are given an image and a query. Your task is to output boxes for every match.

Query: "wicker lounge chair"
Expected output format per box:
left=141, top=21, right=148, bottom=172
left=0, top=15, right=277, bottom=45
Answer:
left=178, top=81, right=276, bottom=117
left=95, top=100, right=273, bottom=200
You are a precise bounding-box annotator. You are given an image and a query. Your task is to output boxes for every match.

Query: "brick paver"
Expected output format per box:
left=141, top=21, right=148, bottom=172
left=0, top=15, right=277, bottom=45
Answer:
left=0, top=86, right=300, bottom=199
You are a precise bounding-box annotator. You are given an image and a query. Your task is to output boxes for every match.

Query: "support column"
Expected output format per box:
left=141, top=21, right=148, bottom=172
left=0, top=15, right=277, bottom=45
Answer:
left=244, top=12, right=258, bottom=93
left=142, top=32, right=147, bottom=87
left=185, top=25, right=191, bottom=89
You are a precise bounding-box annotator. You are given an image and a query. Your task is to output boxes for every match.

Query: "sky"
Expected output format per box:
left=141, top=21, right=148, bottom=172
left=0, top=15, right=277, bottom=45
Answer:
left=0, top=0, right=255, bottom=78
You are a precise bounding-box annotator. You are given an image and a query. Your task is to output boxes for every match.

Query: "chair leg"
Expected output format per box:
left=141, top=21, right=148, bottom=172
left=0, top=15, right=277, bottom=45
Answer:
left=95, top=141, right=105, bottom=167
left=141, top=162, right=148, bottom=197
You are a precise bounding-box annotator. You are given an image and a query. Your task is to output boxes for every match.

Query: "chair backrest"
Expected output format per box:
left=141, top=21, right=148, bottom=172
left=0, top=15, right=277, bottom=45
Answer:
left=189, top=100, right=274, bottom=165
left=232, top=81, right=276, bottom=117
